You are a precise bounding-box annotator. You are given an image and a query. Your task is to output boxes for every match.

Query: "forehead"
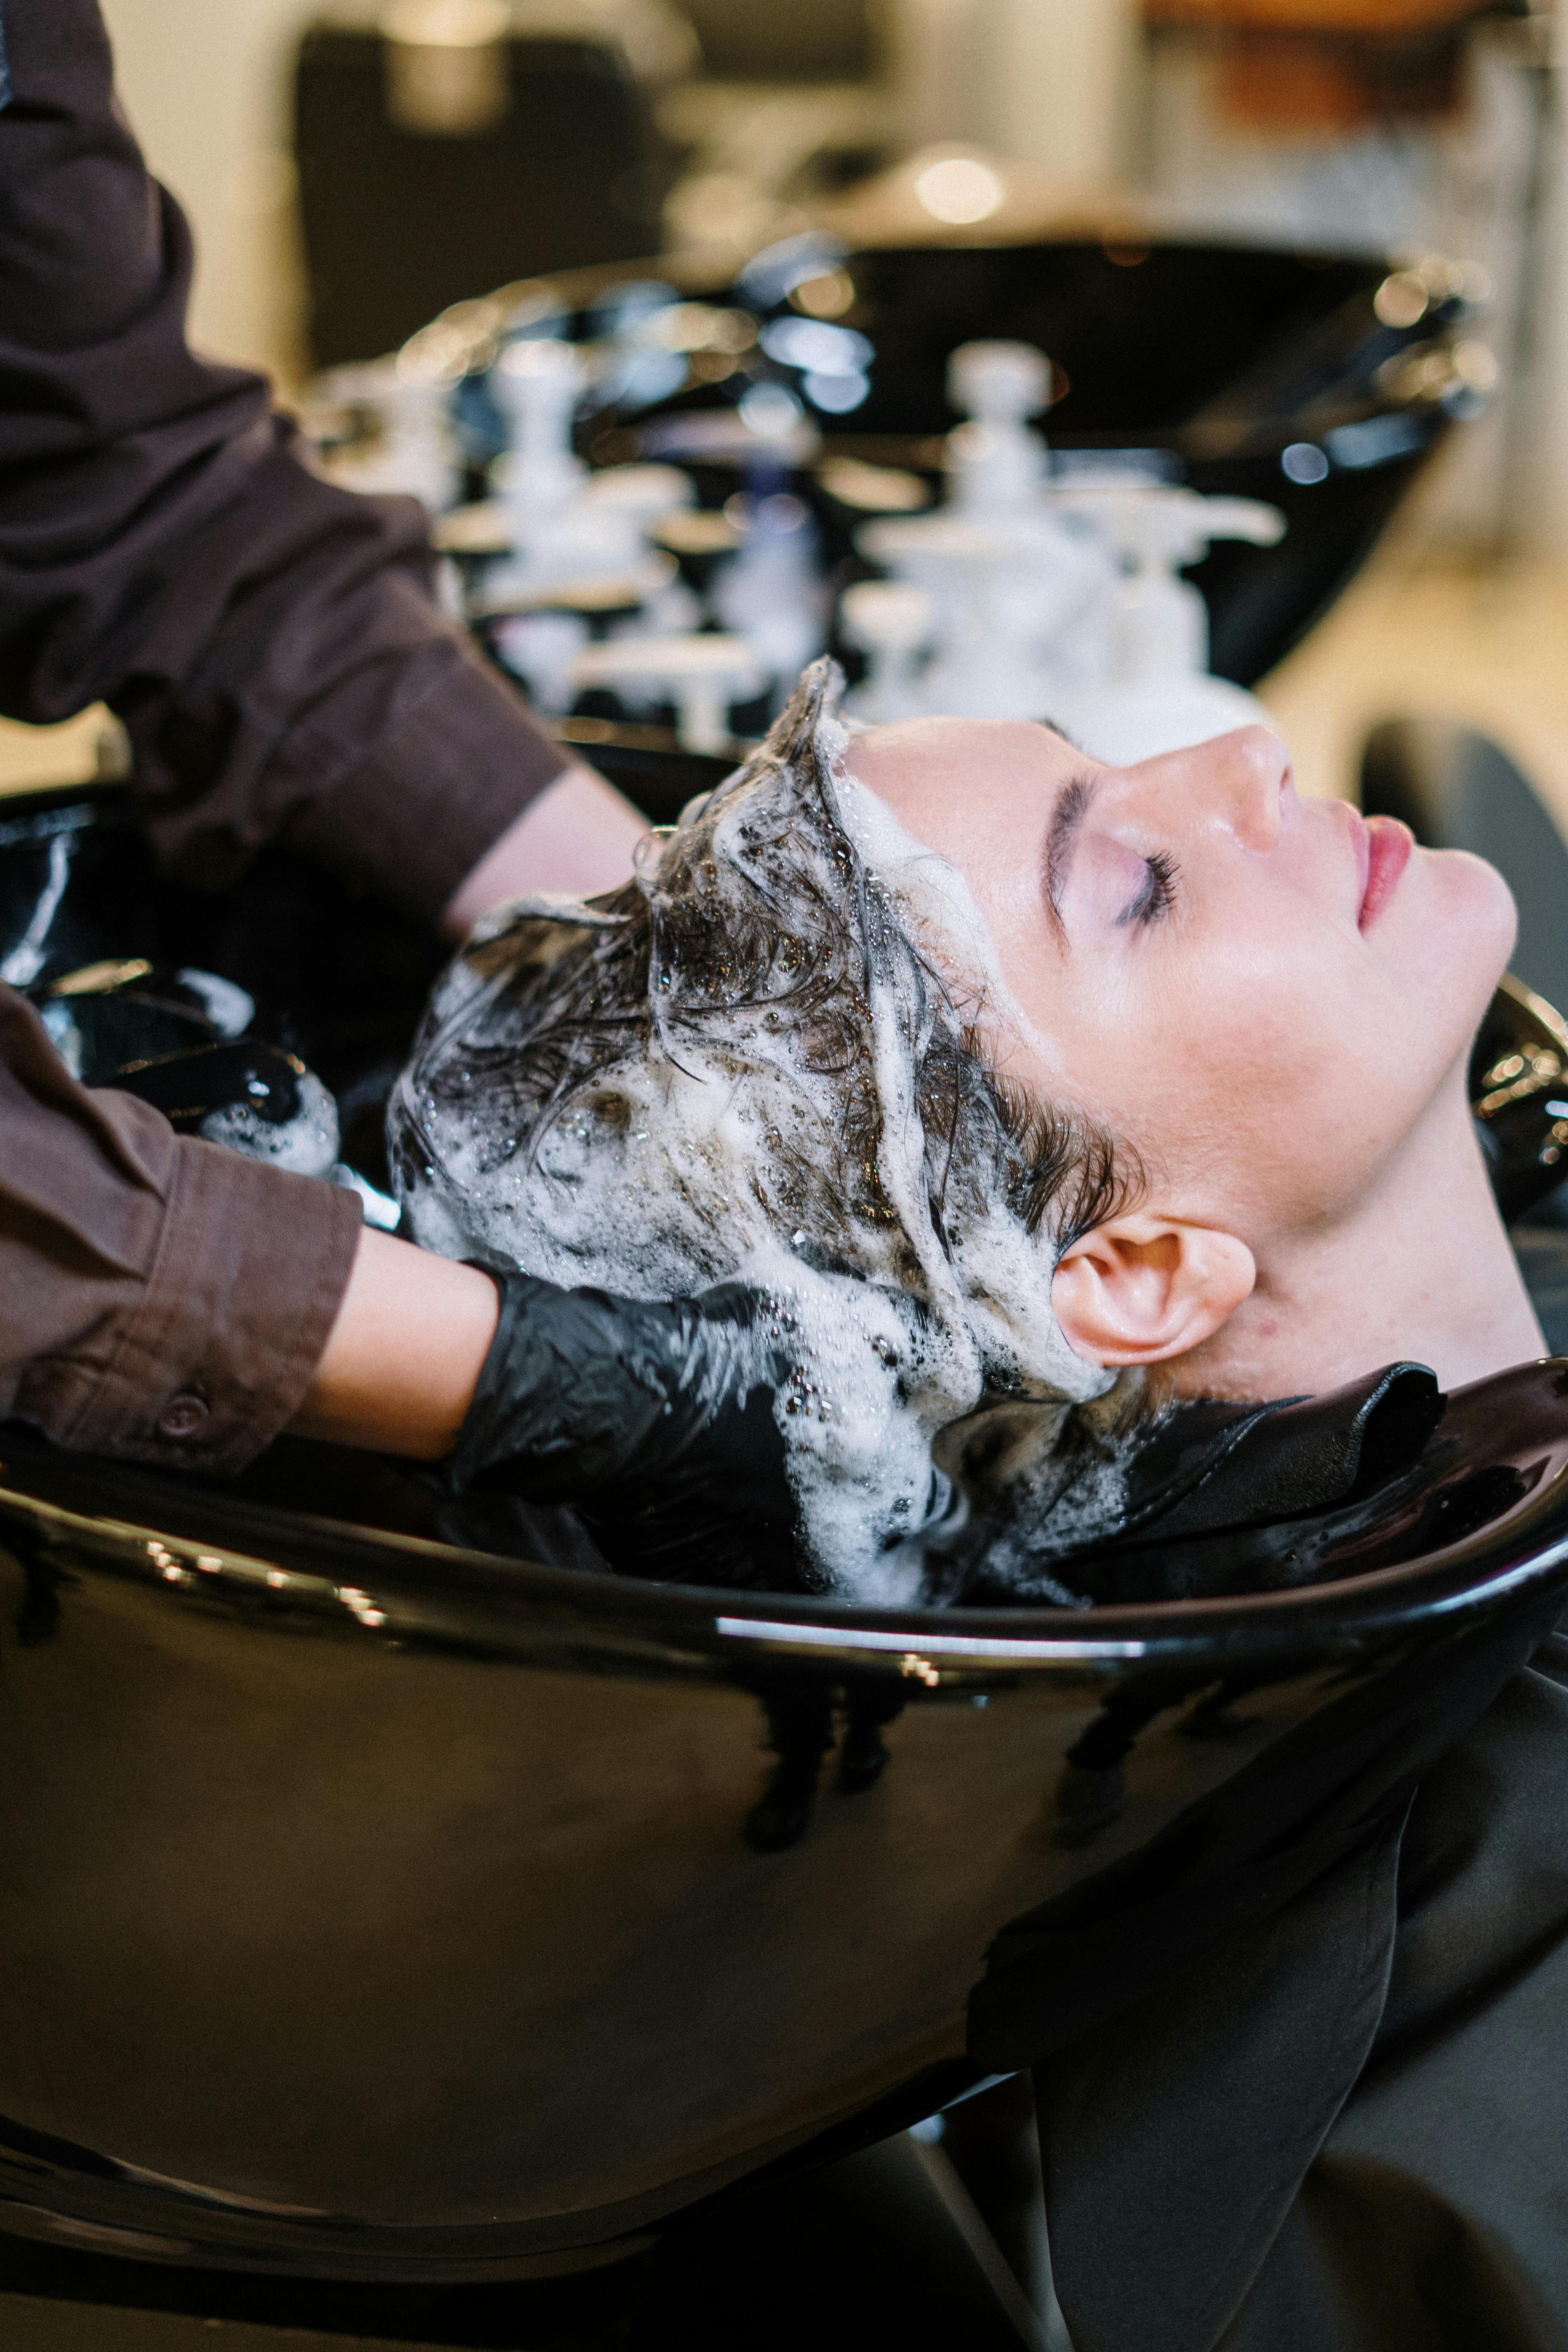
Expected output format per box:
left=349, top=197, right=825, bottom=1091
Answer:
left=845, top=718, right=1087, bottom=860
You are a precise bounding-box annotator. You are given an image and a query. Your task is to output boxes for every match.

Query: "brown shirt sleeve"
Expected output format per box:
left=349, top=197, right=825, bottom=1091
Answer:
left=0, top=0, right=572, bottom=924
left=0, top=0, right=577, bottom=1466
left=0, top=986, right=363, bottom=1471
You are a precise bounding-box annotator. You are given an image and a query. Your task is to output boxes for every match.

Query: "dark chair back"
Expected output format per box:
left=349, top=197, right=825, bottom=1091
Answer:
left=294, top=24, right=669, bottom=367
left=677, top=0, right=877, bottom=81
left=1361, top=717, right=1568, bottom=1016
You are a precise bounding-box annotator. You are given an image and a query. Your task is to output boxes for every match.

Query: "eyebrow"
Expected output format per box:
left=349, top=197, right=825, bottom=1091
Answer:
left=1043, top=771, right=1101, bottom=937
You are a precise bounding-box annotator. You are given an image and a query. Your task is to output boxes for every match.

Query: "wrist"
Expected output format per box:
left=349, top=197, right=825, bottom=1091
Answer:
left=290, top=1230, right=501, bottom=1458
left=439, top=762, right=646, bottom=939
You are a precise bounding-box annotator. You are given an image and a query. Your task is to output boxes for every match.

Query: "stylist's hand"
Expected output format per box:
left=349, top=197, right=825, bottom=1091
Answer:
left=452, top=1274, right=799, bottom=1583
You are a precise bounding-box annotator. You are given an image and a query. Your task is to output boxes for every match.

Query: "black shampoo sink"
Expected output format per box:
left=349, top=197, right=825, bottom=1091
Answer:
left=1, top=780, right=1566, bottom=2283
left=462, top=232, right=1486, bottom=688
left=0, top=1367, right=1564, bottom=2280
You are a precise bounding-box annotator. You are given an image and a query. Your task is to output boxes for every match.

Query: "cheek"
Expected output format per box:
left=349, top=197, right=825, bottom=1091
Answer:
left=1115, top=923, right=1405, bottom=1220
left=1157, top=920, right=1345, bottom=1099
left=997, top=867, right=1493, bottom=1230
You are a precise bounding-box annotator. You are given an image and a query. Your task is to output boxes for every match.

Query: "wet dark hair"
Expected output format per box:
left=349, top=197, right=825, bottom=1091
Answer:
left=399, top=663, right=1140, bottom=1298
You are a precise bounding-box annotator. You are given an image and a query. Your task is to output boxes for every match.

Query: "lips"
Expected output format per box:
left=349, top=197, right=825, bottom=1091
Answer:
left=1357, top=813, right=1413, bottom=931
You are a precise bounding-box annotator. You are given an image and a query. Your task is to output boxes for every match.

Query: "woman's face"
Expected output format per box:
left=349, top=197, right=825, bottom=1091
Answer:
left=847, top=717, right=1517, bottom=1249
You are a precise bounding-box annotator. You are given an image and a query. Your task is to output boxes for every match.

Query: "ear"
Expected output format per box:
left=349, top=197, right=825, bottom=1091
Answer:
left=1052, top=1213, right=1255, bottom=1368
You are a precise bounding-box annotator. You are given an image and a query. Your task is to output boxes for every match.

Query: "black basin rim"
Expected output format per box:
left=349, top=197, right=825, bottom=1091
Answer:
left=549, top=234, right=1423, bottom=308
left=439, top=236, right=1466, bottom=455
left=5, top=1449, right=1568, bottom=1675
left=0, top=2188, right=663, bottom=2285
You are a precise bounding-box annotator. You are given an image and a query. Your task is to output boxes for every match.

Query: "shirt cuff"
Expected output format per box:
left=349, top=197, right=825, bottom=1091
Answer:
left=280, top=644, right=574, bottom=925
left=23, top=1137, right=365, bottom=1475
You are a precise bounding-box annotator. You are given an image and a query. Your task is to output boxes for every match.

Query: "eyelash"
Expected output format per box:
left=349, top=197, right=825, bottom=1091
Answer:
left=1123, top=851, right=1180, bottom=927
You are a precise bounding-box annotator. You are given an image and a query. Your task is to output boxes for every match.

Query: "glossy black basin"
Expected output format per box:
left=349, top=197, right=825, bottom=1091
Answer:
left=452, top=235, right=1485, bottom=687
left=0, top=1371, right=1565, bottom=2282
left=3, top=779, right=1567, bottom=2283
left=803, top=239, right=1475, bottom=684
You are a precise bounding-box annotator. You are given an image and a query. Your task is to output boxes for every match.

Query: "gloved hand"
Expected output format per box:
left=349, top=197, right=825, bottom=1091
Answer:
left=450, top=1274, right=799, bottom=1585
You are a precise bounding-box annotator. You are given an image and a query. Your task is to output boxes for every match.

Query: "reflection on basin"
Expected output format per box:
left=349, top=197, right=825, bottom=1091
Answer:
left=0, top=1379, right=1564, bottom=2281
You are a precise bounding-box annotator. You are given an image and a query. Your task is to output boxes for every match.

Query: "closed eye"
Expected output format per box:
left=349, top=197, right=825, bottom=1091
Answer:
left=1120, top=851, right=1180, bottom=928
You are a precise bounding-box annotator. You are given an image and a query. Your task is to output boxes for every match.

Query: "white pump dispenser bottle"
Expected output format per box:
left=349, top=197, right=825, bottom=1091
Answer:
left=1048, top=484, right=1287, bottom=762
left=841, top=580, right=936, bottom=723
left=852, top=338, right=1115, bottom=720
left=945, top=340, right=1053, bottom=519
left=491, top=337, right=586, bottom=534
left=487, top=338, right=696, bottom=620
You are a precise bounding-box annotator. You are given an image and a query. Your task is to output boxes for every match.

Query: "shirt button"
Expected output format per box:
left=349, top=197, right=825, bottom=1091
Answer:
left=158, top=1392, right=209, bottom=1440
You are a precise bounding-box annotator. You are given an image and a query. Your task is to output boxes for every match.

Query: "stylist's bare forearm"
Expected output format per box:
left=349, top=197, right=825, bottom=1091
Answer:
left=441, top=761, right=645, bottom=939
left=299, top=761, right=643, bottom=1454
left=289, top=1229, right=499, bottom=1458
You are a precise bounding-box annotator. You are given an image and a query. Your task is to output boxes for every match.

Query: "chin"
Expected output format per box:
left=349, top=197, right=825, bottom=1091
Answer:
left=1422, top=847, right=1519, bottom=1027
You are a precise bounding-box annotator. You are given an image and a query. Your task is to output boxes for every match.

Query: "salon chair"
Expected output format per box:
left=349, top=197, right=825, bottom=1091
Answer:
left=676, top=0, right=877, bottom=82
left=294, top=21, right=671, bottom=369
left=3, top=770, right=1568, bottom=2352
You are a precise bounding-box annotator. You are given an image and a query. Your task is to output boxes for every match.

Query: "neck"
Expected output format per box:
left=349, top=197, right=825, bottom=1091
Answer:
left=1167, top=1072, right=1545, bottom=1404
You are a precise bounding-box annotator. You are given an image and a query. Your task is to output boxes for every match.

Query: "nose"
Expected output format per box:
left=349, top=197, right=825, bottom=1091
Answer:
left=1139, top=724, right=1292, bottom=851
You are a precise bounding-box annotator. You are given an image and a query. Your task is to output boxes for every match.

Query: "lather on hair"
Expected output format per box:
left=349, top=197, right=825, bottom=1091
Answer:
left=392, top=659, right=1139, bottom=1600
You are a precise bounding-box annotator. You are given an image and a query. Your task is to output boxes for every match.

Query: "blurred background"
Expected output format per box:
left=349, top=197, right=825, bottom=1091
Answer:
left=13, top=0, right=1568, bottom=838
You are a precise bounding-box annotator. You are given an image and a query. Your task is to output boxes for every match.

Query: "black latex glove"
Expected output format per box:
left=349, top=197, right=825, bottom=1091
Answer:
left=450, top=1274, right=799, bottom=1587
